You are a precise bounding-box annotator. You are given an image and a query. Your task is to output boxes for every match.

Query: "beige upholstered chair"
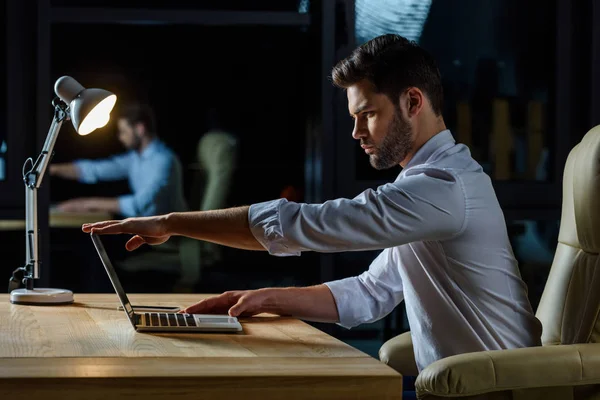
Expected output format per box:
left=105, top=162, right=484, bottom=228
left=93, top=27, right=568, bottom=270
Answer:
left=379, top=125, right=600, bottom=399
left=178, top=131, right=238, bottom=286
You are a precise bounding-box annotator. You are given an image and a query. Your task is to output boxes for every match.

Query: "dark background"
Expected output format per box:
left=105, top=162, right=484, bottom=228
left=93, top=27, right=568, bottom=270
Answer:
left=0, top=0, right=598, bottom=360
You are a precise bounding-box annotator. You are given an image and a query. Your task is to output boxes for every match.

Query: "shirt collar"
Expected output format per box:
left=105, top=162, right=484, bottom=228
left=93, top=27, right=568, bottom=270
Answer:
left=139, top=138, right=161, bottom=159
left=404, top=129, right=455, bottom=170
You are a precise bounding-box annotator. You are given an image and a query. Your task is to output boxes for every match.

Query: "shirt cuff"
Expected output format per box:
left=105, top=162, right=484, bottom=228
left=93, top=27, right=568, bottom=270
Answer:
left=118, top=195, right=136, bottom=218
left=324, top=277, right=364, bottom=329
left=74, top=160, right=97, bottom=184
left=248, top=199, right=300, bottom=257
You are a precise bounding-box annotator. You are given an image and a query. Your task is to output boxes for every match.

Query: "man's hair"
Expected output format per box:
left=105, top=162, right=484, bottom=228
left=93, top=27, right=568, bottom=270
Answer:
left=331, top=34, right=444, bottom=116
left=118, top=103, right=157, bottom=135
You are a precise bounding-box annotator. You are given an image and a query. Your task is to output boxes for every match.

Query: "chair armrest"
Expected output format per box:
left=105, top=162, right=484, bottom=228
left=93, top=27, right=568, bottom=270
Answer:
left=379, top=331, right=419, bottom=376
left=416, top=343, right=600, bottom=398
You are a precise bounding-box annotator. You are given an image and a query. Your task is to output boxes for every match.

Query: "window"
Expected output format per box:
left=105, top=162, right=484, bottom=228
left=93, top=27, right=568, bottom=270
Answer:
left=353, top=0, right=557, bottom=184
left=0, top=3, right=7, bottom=181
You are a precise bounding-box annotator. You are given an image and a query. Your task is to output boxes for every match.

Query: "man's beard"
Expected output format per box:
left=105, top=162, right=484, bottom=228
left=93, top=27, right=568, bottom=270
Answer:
left=366, top=109, right=413, bottom=170
left=128, top=135, right=142, bottom=152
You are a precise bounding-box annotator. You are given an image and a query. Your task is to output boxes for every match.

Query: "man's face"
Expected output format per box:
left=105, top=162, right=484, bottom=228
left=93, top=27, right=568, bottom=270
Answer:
left=348, top=80, right=414, bottom=170
left=117, top=118, right=142, bottom=151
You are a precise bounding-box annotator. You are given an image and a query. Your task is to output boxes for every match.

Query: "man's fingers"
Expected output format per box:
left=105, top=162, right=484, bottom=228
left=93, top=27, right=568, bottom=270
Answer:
left=182, top=294, right=233, bottom=314
left=82, top=220, right=123, bottom=233
left=124, top=235, right=169, bottom=251
left=125, top=235, right=146, bottom=251
left=182, top=299, right=210, bottom=314
left=89, top=222, right=129, bottom=235
left=228, top=298, right=248, bottom=317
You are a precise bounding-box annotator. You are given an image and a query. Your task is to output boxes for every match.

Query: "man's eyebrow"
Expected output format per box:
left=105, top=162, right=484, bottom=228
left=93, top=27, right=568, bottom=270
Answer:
left=349, top=104, right=371, bottom=117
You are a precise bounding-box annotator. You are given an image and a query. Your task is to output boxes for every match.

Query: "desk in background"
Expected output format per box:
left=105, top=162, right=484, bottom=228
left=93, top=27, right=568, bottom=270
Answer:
left=0, top=293, right=402, bottom=399
left=0, top=210, right=112, bottom=230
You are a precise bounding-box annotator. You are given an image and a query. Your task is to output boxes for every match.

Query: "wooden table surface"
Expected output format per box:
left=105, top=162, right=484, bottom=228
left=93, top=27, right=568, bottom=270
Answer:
left=0, top=293, right=402, bottom=399
left=0, top=210, right=112, bottom=230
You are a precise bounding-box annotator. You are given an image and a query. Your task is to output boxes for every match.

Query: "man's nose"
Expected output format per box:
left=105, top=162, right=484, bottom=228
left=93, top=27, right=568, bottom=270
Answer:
left=352, top=119, right=367, bottom=140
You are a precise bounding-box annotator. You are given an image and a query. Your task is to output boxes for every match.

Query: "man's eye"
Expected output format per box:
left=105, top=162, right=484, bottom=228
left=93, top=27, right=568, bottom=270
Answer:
left=365, top=112, right=375, bottom=118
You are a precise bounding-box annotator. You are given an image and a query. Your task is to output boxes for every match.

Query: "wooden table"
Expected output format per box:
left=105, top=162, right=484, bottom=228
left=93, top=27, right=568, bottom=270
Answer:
left=0, top=293, right=402, bottom=399
left=0, top=210, right=112, bottom=230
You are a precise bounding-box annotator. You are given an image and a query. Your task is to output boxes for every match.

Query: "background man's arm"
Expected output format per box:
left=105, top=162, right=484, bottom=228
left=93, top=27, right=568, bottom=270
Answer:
left=50, top=163, right=80, bottom=180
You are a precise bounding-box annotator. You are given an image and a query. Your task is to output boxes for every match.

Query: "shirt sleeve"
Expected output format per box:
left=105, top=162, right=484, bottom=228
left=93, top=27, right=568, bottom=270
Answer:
left=325, top=248, right=404, bottom=328
left=248, top=168, right=466, bottom=256
left=74, top=153, right=131, bottom=184
left=118, top=155, right=174, bottom=217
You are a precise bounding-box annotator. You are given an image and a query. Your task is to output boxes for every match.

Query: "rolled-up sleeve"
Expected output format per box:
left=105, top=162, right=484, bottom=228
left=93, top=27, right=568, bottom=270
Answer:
left=248, top=168, right=466, bottom=256
left=325, top=248, right=404, bottom=328
left=249, top=199, right=299, bottom=256
left=75, top=153, right=131, bottom=184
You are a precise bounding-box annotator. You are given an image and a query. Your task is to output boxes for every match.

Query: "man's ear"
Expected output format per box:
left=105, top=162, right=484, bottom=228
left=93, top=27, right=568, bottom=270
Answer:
left=134, top=122, right=145, bottom=137
left=405, top=87, right=425, bottom=117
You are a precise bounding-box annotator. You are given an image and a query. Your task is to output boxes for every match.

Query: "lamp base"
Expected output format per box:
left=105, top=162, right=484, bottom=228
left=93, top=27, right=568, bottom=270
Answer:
left=10, top=288, right=74, bottom=305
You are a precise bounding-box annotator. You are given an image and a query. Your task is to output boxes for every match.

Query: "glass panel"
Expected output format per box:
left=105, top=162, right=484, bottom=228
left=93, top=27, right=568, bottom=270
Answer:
left=49, top=22, right=312, bottom=293
left=0, top=2, right=6, bottom=181
left=508, top=218, right=559, bottom=311
left=355, top=0, right=557, bottom=183
left=356, top=0, right=432, bottom=44
left=51, top=24, right=309, bottom=206
left=50, top=0, right=308, bottom=12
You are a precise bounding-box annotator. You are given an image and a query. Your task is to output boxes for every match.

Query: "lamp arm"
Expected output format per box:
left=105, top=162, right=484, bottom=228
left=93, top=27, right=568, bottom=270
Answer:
left=29, top=99, right=68, bottom=188
left=18, top=99, right=69, bottom=290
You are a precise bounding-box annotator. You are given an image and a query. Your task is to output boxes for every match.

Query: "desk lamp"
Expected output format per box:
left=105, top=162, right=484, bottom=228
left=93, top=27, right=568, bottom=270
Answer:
left=9, top=76, right=117, bottom=305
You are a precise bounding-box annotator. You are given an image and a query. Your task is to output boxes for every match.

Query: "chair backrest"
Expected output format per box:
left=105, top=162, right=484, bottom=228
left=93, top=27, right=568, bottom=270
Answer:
left=197, top=130, right=238, bottom=211
left=535, top=125, right=600, bottom=345
left=179, top=131, right=239, bottom=281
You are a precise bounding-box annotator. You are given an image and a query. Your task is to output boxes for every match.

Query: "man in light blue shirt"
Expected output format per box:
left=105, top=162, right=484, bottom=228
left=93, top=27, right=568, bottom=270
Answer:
left=51, top=104, right=187, bottom=217
left=83, top=35, right=541, bottom=372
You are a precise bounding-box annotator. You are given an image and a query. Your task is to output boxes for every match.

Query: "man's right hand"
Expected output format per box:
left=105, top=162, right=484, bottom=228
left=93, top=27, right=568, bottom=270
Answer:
left=181, top=290, right=272, bottom=317
left=180, top=285, right=340, bottom=323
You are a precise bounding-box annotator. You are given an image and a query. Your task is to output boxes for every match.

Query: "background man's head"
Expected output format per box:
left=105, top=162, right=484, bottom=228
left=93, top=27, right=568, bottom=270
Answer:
left=332, top=34, right=444, bottom=169
left=117, top=104, right=157, bottom=151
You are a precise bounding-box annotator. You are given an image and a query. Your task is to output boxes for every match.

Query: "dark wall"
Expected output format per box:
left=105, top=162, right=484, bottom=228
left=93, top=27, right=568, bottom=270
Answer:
left=50, top=23, right=315, bottom=207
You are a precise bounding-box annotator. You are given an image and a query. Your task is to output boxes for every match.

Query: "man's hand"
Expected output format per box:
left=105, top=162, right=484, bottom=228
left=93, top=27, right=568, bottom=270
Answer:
left=50, top=163, right=80, bottom=180
left=181, top=286, right=339, bottom=323
left=58, top=197, right=120, bottom=214
left=83, top=208, right=264, bottom=253
left=182, top=290, right=272, bottom=317
left=82, top=215, right=171, bottom=251
left=57, top=198, right=94, bottom=212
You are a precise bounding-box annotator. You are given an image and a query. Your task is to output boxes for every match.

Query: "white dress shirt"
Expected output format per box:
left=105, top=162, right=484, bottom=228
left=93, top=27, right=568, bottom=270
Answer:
left=248, top=130, right=542, bottom=371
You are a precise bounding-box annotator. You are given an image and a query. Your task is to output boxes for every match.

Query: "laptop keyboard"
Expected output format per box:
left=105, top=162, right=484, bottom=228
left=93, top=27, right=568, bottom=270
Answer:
left=144, top=312, right=197, bottom=327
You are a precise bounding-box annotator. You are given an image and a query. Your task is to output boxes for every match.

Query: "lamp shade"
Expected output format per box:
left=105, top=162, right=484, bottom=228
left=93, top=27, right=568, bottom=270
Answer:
left=54, top=76, right=117, bottom=135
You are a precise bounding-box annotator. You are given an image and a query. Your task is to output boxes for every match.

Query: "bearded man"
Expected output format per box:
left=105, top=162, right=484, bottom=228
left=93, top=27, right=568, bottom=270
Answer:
left=83, top=34, right=542, bottom=372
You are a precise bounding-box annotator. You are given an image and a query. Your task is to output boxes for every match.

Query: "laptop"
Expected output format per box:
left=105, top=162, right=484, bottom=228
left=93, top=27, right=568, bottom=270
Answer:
left=90, top=232, right=243, bottom=333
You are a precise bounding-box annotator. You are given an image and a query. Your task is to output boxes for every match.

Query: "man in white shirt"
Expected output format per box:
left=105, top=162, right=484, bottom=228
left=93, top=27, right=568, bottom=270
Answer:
left=83, top=34, right=542, bottom=372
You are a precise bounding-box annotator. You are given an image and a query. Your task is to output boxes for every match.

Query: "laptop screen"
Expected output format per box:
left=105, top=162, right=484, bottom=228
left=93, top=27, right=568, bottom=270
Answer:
left=90, top=233, right=136, bottom=327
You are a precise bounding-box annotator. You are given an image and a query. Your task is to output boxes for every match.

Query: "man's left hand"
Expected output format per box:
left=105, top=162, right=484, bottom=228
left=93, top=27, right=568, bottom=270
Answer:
left=82, top=215, right=171, bottom=251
